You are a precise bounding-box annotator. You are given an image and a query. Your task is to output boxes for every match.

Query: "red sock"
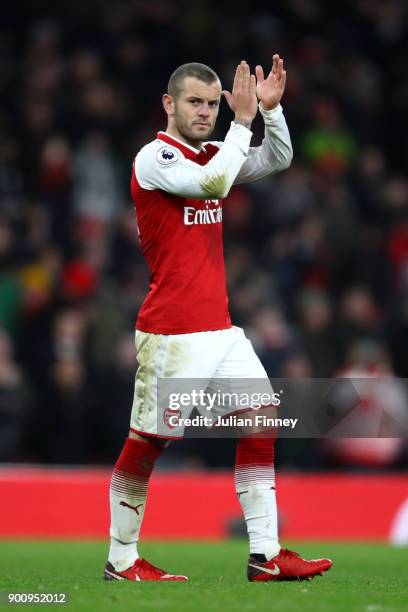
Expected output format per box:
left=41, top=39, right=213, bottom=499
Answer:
left=111, top=437, right=162, bottom=497
left=235, top=436, right=276, bottom=490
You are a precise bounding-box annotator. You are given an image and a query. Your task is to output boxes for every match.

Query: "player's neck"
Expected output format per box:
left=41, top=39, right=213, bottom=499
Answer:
left=165, top=126, right=203, bottom=151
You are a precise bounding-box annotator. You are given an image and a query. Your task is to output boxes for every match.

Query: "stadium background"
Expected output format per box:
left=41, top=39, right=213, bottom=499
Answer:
left=1, top=0, right=408, bottom=542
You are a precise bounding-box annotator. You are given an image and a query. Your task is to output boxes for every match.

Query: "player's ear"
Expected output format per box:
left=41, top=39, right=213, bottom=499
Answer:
left=162, top=94, right=175, bottom=117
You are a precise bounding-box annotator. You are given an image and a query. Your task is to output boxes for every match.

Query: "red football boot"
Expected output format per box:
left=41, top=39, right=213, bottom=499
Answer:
left=103, top=558, right=188, bottom=581
left=247, top=548, right=332, bottom=581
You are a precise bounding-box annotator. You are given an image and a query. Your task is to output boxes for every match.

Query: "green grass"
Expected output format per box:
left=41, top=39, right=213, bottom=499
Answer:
left=0, top=540, right=407, bottom=611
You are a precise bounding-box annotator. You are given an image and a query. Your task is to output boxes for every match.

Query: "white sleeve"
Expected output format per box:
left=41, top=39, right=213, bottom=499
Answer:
left=135, top=123, right=252, bottom=200
left=233, top=103, right=293, bottom=185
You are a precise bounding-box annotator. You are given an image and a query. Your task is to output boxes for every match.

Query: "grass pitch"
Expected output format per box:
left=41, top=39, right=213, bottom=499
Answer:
left=0, top=540, right=407, bottom=611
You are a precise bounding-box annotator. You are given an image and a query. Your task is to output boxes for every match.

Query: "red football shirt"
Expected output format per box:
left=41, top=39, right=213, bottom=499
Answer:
left=131, top=132, right=232, bottom=334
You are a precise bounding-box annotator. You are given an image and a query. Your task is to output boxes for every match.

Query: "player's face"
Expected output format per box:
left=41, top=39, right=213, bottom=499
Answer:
left=173, top=77, right=221, bottom=143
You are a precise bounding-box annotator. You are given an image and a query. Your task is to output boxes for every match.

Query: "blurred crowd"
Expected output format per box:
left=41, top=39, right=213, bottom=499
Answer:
left=1, top=0, right=408, bottom=469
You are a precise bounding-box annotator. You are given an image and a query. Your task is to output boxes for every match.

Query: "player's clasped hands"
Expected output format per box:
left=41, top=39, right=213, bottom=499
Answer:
left=222, top=55, right=287, bottom=126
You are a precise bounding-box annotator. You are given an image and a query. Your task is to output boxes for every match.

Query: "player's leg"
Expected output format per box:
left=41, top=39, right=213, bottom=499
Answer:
left=209, top=327, right=281, bottom=558
left=235, top=433, right=330, bottom=580
left=234, top=434, right=279, bottom=560
left=106, top=430, right=189, bottom=580
left=107, top=431, right=168, bottom=573
left=105, top=329, right=223, bottom=581
left=105, top=331, right=191, bottom=581
left=213, top=326, right=332, bottom=580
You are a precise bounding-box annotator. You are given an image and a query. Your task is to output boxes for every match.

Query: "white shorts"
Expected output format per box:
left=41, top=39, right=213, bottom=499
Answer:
left=130, top=326, right=273, bottom=439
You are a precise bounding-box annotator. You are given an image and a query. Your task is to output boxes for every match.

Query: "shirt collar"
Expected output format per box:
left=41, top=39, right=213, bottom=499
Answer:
left=157, top=131, right=206, bottom=160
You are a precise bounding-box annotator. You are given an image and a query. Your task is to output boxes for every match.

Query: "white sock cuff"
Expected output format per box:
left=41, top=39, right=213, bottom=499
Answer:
left=108, top=537, right=138, bottom=571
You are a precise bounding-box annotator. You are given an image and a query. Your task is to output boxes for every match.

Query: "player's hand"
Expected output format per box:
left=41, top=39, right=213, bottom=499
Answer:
left=222, top=61, right=258, bottom=128
left=256, top=54, right=287, bottom=110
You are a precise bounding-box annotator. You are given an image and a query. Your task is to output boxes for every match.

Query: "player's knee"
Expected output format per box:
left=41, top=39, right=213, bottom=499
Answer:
left=128, top=430, right=170, bottom=448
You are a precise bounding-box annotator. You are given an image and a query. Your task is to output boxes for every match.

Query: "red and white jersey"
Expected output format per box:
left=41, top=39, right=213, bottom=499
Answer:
left=131, top=104, right=292, bottom=334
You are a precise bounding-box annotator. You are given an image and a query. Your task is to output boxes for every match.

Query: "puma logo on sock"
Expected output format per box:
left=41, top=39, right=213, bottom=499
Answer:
left=120, top=501, right=144, bottom=515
